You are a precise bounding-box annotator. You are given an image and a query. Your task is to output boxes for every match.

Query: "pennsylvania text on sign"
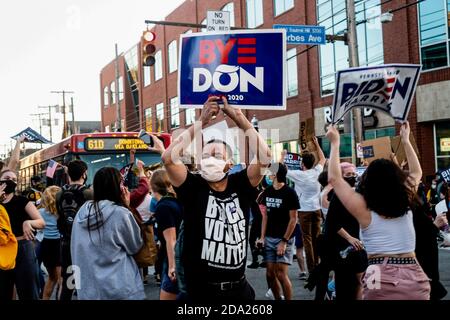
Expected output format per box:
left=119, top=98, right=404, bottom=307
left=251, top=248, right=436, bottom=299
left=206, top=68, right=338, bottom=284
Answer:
left=178, top=29, right=286, bottom=110
left=332, top=64, right=421, bottom=123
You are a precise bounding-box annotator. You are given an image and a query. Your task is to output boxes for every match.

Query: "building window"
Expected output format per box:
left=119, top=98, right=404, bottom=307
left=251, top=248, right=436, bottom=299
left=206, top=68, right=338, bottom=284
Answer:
left=144, top=66, right=151, bottom=87
left=168, top=40, right=178, bottom=73
left=103, top=86, right=109, bottom=107
left=436, top=121, right=450, bottom=172
left=170, top=97, right=180, bottom=129
left=144, top=108, right=152, bottom=132
left=221, top=2, right=236, bottom=27
left=185, top=108, right=196, bottom=125
left=118, top=76, right=124, bottom=101
left=246, top=0, right=263, bottom=28
left=154, top=50, right=163, bottom=81
left=364, top=127, right=395, bottom=140
left=156, top=102, right=165, bottom=132
left=318, top=0, right=384, bottom=96
left=320, top=134, right=353, bottom=159
left=287, top=48, right=298, bottom=97
left=110, top=81, right=116, bottom=104
left=419, top=0, right=448, bottom=70
left=274, top=0, right=294, bottom=16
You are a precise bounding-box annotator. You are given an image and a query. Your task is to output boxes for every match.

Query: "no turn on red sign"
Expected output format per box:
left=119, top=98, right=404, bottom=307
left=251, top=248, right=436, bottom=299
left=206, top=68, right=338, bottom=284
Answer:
left=207, top=11, right=230, bottom=32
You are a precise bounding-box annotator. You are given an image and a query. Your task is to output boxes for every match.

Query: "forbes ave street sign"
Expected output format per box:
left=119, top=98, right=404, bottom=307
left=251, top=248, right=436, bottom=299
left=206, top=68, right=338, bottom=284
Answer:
left=273, top=24, right=325, bottom=45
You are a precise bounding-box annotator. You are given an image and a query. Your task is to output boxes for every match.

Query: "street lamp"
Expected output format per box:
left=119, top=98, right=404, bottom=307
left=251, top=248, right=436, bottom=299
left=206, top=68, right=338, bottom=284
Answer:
left=251, top=115, right=259, bottom=132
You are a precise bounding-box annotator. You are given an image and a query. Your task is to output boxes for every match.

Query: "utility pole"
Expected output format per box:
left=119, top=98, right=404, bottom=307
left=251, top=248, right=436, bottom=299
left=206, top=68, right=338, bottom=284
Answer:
left=51, top=90, right=74, bottom=138
left=38, top=105, right=56, bottom=143
left=114, top=43, right=121, bottom=132
left=70, top=97, right=76, bottom=135
left=30, top=113, right=47, bottom=149
left=346, top=0, right=364, bottom=165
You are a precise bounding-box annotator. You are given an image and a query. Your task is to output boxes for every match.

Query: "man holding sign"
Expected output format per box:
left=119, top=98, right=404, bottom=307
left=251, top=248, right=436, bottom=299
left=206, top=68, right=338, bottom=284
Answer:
left=282, top=137, right=326, bottom=274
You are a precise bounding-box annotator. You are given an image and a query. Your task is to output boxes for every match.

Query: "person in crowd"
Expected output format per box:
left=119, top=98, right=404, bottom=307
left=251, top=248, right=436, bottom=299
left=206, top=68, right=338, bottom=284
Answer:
left=257, top=163, right=299, bottom=300
left=39, top=186, right=62, bottom=300
left=71, top=167, right=145, bottom=300
left=322, top=162, right=367, bottom=300
left=326, top=121, right=431, bottom=300
left=283, top=139, right=326, bottom=274
left=318, top=171, right=332, bottom=221
left=151, top=96, right=271, bottom=301
left=56, top=160, right=92, bottom=300
left=0, top=169, right=45, bottom=300
left=25, top=176, right=45, bottom=206
left=293, top=222, right=307, bottom=280
left=0, top=136, right=25, bottom=173
left=427, top=172, right=445, bottom=209
left=151, top=169, right=183, bottom=300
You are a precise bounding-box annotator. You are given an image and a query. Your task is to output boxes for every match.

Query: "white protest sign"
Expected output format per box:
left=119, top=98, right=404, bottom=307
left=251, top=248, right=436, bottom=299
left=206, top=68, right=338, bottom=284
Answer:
left=332, top=64, right=421, bottom=123
left=207, top=11, right=230, bottom=32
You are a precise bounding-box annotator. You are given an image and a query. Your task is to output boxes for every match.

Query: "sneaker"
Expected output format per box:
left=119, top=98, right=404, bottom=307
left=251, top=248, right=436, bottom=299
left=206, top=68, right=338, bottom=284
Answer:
left=299, top=272, right=308, bottom=280
left=247, top=262, right=259, bottom=269
left=265, top=288, right=275, bottom=300
left=259, top=261, right=267, bottom=268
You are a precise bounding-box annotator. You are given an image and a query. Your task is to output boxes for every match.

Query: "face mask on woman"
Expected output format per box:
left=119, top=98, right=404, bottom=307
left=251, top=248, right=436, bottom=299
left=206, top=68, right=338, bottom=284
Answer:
left=0, top=180, right=17, bottom=194
left=200, top=157, right=228, bottom=182
left=343, top=176, right=357, bottom=188
left=265, top=175, right=273, bottom=187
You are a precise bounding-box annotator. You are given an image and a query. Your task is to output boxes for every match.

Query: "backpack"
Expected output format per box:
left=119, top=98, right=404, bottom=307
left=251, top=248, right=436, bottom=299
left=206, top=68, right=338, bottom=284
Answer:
left=130, top=208, right=158, bottom=267
left=57, top=185, right=89, bottom=240
left=0, top=205, right=18, bottom=270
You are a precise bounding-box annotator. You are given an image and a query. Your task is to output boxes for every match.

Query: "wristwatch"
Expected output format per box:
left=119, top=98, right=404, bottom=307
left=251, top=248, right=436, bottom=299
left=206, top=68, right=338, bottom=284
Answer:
left=281, top=237, right=289, bottom=243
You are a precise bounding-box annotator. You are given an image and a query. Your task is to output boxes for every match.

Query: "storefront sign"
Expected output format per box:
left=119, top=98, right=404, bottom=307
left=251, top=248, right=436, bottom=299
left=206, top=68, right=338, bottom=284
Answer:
left=178, top=29, right=286, bottom=110
left=441, top=138, right=450, bottom=152
left=332, top=64, right=421, bottom=123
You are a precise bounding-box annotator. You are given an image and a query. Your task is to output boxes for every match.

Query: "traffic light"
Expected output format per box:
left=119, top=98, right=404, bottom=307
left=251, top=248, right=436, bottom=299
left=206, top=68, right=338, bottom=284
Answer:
left=142, top=30, right=156, bottom=67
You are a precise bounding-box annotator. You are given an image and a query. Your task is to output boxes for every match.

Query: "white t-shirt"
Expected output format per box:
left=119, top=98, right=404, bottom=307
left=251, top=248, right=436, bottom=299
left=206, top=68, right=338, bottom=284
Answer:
left=136, top=193, right=152, bottom=222
left=286, top=164, right=323, bottom=212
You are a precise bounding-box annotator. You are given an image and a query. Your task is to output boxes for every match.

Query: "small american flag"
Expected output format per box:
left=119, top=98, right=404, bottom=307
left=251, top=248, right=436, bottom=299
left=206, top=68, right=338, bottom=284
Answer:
left=46, top=160, right=58, bottom=178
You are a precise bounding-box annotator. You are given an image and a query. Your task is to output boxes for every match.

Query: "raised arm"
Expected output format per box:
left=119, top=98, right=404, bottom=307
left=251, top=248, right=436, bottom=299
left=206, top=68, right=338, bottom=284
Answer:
left=312, top=136, right=326, bottom=167
left=7, top=136, right=25, bottom=171
left=400, top=121, right=422, bottom=189
left=222, top=97, right=271, bottom=187
left=326, top=125, right=371, bottom=228
left=154, top=97, right=221, bottom=187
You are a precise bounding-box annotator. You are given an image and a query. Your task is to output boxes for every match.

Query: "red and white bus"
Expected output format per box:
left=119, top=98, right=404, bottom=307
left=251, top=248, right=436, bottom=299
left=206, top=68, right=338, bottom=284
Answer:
left=18, top=131, right=171, bottom=191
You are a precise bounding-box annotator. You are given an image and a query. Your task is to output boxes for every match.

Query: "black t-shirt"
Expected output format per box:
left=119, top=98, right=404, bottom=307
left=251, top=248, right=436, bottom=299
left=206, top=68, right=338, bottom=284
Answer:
left=174, top=169, right=256, bottom=286
left=154, top=197, right=183, bottom=262
left=2, top=195, right=31, bottom=237
left=261, top=185, right=299, bottom=239
left=323, top=190, right=361, bottom=252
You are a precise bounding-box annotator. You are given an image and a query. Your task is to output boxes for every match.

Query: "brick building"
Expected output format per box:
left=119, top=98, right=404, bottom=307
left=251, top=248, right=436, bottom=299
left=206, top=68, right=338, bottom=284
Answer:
left=100, top=0, right=450, bottom=181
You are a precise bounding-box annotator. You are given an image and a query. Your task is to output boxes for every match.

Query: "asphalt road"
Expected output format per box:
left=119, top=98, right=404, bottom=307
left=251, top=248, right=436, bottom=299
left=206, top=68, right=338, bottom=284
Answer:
left=144, top=247, right=450, bottom=300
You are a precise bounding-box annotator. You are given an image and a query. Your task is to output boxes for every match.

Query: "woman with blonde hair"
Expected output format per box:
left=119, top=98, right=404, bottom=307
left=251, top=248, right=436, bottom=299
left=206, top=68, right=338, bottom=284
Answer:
left=39, top=185, right=62, bottom=300
left=151, top=169, right=183, bottom=300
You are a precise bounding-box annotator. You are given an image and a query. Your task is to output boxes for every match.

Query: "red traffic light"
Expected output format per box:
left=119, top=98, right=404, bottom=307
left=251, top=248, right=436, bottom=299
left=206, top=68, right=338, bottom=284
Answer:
left=142, top=30, right=156, bottom=67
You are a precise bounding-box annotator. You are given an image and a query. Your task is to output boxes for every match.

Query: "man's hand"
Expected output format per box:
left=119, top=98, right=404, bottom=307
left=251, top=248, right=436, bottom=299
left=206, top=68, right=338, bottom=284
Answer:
left=434, top=214, right=448, bottom=229
left=255, top=238, right=265, bottom=248
left=200, top=96, right=221, bottom=126
left=148, top=133, right=166, bottom=155
left=280, top=149, right=288, bottom=163
left=121, top=187, right=130, bottom=207
left=17, top=135, right=26, bottom=143
left=221, top=96, right=245, bottom=123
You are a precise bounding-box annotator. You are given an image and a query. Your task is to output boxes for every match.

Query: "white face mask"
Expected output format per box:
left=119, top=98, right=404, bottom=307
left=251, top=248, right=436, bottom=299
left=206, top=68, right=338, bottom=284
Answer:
left=200, top=157, right=227, bottom=182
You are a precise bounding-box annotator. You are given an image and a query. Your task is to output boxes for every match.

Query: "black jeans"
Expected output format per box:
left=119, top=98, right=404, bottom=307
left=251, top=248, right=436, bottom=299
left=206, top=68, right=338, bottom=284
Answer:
left=60, top=239, right=74, bottom=301
left=0, top=240, right=40, bottom=300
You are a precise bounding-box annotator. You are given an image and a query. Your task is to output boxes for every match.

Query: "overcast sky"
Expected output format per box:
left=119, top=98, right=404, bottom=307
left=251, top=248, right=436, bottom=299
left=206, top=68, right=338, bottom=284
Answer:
left=0, top=0, right=184, bottom=154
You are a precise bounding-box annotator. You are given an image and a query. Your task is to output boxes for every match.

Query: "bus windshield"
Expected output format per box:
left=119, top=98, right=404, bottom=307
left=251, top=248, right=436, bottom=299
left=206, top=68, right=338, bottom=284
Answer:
left=78, top=152, right=162, bottom=186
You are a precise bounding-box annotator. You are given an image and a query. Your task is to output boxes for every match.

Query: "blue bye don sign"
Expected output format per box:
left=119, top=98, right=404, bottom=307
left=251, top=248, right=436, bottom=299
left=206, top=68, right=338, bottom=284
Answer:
left=273, top=24, right=326, bottom=45
left=178, top=29, right=287, bottom=110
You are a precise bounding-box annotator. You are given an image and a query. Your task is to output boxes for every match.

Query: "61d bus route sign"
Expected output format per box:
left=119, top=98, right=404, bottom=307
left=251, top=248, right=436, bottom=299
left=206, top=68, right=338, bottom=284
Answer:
left=84, top=137, right=149, bottom=151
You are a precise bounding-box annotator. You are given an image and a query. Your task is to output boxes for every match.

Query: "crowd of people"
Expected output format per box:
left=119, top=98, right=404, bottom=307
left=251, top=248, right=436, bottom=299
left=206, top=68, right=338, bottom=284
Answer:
left=0, top=96, right=449, bottom=301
